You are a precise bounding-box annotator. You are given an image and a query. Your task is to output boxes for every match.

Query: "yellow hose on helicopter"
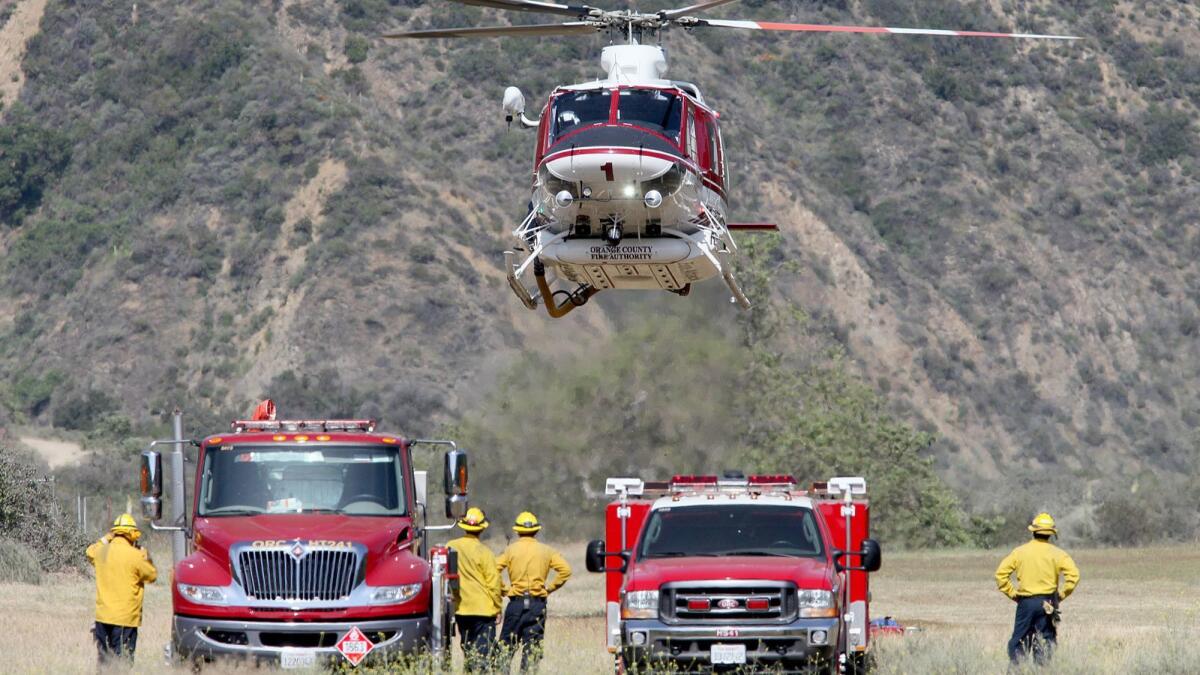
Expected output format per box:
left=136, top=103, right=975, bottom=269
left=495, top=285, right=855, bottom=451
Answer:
left=534, top=261, right=599, bottom=318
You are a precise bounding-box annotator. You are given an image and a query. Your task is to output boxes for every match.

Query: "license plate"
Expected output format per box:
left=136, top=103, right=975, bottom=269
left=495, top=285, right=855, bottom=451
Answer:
left=710, top=643, right=746, bottom=665
left=280, top=649, right=317, bottom=669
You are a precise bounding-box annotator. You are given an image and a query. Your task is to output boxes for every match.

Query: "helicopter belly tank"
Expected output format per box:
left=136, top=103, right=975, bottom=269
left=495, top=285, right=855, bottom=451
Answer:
left=538, top=234, right=719, bottom=291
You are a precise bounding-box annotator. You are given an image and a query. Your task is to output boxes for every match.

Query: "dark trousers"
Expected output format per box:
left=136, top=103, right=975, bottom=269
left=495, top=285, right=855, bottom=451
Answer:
left=456, top=614, right=496, bottom=673
left=1007, top=595, right=1057, bottom=664
left=498, top=596, right=547, bottom=672
left=93, top=622, right=138, bottom=663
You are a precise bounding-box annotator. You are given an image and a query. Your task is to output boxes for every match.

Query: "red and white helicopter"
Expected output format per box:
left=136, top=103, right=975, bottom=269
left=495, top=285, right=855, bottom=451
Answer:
left=385, top=1, right=1077, bottom=318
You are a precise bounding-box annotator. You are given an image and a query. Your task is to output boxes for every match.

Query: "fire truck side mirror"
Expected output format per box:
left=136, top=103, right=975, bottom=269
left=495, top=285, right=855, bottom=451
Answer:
left=139, top=450, right=163, bottom=522
left=445, top=495, right=469, bottom=520
left=585, top=539, right=628, bottom=574
left=585, top=540, right=606, bottom=573
left=862, top=538, right=882, bottom=572
left=443, top=450, right=468, bottom=497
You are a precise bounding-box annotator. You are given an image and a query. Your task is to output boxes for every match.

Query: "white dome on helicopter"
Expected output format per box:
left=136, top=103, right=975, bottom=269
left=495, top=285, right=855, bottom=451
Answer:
left=601, top=44, right=668, bottom=85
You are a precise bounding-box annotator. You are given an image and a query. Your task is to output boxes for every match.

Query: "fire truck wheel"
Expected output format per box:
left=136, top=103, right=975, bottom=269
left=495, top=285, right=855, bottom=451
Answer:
left=842, top=651, right=872, bottom=674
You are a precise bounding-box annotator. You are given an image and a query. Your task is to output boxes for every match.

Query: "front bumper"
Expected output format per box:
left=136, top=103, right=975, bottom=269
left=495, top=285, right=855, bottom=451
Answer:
left=173, top=614, right=428, bottom=664
left=622, top=617, right=838, bottom=669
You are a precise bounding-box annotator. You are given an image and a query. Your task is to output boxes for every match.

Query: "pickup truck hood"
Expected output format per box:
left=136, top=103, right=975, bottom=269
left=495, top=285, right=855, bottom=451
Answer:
left=627, top=555, right=833, bottom=590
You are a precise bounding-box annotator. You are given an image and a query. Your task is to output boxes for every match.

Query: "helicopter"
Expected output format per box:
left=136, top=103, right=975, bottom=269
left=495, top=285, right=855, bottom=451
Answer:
left=384, top=1, right=1078, bottom=318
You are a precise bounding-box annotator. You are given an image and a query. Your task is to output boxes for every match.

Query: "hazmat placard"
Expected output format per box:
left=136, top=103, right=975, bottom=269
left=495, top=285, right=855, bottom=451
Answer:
left=336, top=626, right=375, bottom=666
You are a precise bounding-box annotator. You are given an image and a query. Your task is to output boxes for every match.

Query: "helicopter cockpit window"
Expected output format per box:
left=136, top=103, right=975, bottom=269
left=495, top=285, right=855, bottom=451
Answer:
left=552, top=90, right=612, bottom=141
left=617, top=89, right=681, bottom=140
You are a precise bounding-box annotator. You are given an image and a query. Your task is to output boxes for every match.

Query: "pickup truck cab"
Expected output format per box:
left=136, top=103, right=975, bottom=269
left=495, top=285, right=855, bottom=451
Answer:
left=587, top=474, right=880, bottom=674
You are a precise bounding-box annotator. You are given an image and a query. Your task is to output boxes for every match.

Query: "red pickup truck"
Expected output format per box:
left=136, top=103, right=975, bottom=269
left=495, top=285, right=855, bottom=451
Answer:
left=586, top=473, right=881, bottom=674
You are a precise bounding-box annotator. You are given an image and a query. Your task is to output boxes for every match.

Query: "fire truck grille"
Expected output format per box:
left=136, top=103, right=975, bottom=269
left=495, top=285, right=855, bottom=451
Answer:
left=237, top=549, right=361, bottom=602
left=664, top=583, right=796, bottom=622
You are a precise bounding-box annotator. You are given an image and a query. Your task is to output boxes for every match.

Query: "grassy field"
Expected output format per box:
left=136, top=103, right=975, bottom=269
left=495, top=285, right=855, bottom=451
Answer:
left=2, top=542, right=1197, bottom=673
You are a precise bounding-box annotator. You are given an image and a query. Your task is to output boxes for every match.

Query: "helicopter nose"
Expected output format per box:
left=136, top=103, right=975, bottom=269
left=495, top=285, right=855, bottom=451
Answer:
left=543, top=150, right=675, bottom=198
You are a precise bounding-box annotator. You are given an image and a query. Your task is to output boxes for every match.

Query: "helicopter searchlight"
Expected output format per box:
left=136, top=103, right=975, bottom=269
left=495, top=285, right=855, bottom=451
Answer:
left=384, top=0, right=1079, bottom=319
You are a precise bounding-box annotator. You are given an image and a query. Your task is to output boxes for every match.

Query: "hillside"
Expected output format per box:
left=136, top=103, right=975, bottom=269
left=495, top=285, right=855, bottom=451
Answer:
left=1, top=0, right=1198, bottom=539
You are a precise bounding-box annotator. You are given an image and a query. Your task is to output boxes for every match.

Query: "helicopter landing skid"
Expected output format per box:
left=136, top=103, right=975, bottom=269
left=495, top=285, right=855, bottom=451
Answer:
left=504, top=250, right=538, bottom=311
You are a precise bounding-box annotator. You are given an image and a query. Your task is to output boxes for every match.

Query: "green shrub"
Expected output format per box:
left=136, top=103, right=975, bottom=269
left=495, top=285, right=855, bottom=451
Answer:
left=0, top=537, right=43, bottom=584
left=345, top=34, right=370, bottom=64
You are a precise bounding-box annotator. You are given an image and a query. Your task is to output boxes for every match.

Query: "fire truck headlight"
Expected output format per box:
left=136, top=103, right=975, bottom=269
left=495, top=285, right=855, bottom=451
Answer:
left=554, top=190, right=574, bottom=208
left=621, top=590, right=659, bottom=619
left=643, top=190, right=663, bottom=209
left=178, top=584, right=228, bottom=605
left=798, top=590, right=837, bottom=618
left=371, top=583, right=423, bottom=605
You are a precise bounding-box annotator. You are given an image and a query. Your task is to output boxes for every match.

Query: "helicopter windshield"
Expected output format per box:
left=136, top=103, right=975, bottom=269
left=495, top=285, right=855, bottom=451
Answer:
left=552, top=90, right=612, bottom=141
left=617, top=89, right=681, bottom=140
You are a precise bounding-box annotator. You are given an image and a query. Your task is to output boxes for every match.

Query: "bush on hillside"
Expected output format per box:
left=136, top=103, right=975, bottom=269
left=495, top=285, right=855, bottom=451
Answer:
left=0, top=112, right=72, bottom=226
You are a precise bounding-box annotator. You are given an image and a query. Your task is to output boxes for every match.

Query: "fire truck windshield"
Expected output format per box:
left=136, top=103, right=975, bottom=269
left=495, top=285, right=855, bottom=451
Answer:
left=638, top=505, right=825, bottom=559
left=616, top=89, right=681, bottom=140
left=551, top=89, right=611, bottom=141
left=198, top=445, right=407, bottom=517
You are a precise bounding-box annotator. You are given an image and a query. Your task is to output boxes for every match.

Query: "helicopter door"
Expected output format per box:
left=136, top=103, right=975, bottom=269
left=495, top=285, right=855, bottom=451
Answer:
left=685, top=108, right=699, bottom=164
left=693, top=110, right=724, bottom=193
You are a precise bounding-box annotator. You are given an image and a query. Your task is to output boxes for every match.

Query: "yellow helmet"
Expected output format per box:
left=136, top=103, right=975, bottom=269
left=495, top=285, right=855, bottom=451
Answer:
left=458, top=507, right=489, bottom=533
left=1028, top=512, right=1057, bottom=535
left=111, top=513, right=141, bottom=541
left=513, top=511, right=541, bottom=534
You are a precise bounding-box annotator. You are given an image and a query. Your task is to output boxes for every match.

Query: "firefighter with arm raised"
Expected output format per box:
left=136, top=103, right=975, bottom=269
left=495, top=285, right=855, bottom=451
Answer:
left=86, top=514, right=158, bottom=664
left=995, top=512, right=1080, bottom=665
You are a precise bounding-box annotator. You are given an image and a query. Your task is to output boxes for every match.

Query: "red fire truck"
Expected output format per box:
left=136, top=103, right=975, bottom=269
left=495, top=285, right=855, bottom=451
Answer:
left=586, top=473, right=881, bottom=673
left=137, top=405, right=469, bottom=669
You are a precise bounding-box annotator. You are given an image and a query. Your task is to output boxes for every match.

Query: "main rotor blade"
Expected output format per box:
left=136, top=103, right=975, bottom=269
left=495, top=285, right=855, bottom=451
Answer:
left=693, top=19, right=1080, bottom=40
left=382, top=21, right=599, bottom=39
left=657, top=0, right=740, bottom=21
left=448, top=0, right=597, bottom=18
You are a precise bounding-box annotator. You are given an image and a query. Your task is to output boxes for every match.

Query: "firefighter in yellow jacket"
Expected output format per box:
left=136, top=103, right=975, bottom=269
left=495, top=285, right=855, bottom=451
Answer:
left=994, top=513, right=1080, bottom=665
left=497, top=511, right=571, bottom=672
left=447, top=507, right=503, bottom=673
left=86, top=514, right=157, bottom=664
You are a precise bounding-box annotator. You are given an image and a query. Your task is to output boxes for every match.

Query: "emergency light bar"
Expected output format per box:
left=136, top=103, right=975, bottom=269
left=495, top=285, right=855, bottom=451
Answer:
left=670, top=475, right=718, bottom=485
left=230, top=419, right=378, bottom=433
left=748, top=474, right=797, bottom=486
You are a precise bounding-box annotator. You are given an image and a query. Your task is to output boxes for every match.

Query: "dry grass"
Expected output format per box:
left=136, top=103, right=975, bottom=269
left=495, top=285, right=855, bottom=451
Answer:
left=1, top=542, right=1196, bottom=673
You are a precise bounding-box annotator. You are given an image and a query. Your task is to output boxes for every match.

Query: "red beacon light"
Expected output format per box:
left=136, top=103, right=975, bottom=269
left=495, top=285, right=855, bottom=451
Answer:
left=669, top=475, right=719, bottom=491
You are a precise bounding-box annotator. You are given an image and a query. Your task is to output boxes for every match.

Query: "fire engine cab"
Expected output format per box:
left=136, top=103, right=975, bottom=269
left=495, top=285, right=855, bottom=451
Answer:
left=586, top=473, right=880, bottom=673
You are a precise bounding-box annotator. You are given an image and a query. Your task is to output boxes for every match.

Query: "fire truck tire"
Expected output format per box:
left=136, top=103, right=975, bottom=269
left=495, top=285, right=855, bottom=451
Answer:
left=842, top=651, right=872, bottom=674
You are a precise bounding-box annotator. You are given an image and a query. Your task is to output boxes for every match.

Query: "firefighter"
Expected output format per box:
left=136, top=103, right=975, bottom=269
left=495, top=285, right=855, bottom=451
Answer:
left=496, top=511, right=571, bottom=672
left=994, top=512, right=1080, bottom=666
left=85, top=513, right=158, bottom=664
left=447, top=507, right=503, bottom=673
